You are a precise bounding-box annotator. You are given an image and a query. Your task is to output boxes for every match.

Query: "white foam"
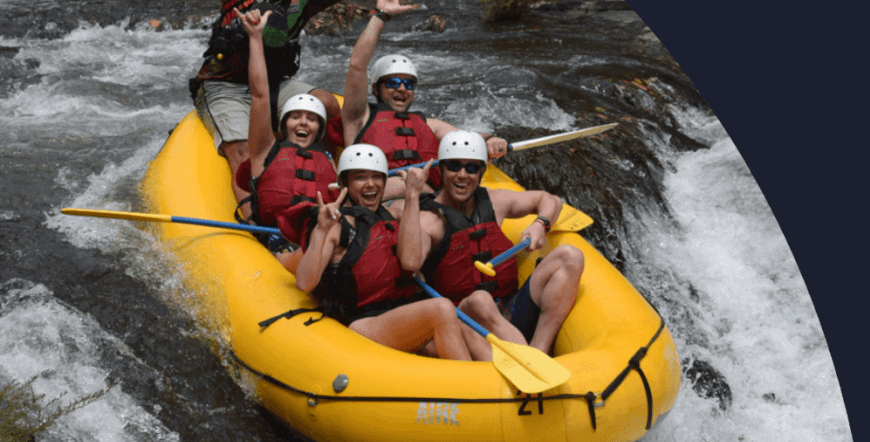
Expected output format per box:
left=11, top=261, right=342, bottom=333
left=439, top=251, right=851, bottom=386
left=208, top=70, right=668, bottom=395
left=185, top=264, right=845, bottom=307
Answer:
left=1, top=23, right=204, bottom=125
left=0, top=279, right=180, bottom=442
left=44, top=137, right=163, bottom=251
left=439, top=93, right=575, bottom=132
left=0, top=209, right=19, bottom=221
left=634, top=118, right=851, bottom=441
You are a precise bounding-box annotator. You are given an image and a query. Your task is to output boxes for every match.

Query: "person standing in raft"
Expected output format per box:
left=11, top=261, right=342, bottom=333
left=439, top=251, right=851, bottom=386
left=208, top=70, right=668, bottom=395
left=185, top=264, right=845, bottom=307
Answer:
left=394, top=130, right=584, bottom=360
left=190, top=0, right=342, bottom=220
left=332, top=0, right=511, bottom=201
left=233, top=8, right=340, bottom=272
left=294, top=144, right=472, bottom=360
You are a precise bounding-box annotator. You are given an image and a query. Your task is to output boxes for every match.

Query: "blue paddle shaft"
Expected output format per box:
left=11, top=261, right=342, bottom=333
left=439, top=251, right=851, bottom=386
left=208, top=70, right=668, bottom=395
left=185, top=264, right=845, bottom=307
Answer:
left=414, top=277, right=490, bottom=337
left=172, top=216, right=281, bottom=236
left=388, top=160, right=440, bottom=177
left=489, top=237, right=531, bottom=267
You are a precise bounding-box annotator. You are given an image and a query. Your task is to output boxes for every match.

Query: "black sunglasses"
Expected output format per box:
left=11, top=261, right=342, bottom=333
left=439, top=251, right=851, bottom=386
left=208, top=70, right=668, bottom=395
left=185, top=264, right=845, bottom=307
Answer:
left=443, top=160, right=483, bottom=174
left=380, top=77, right=416, bottom=90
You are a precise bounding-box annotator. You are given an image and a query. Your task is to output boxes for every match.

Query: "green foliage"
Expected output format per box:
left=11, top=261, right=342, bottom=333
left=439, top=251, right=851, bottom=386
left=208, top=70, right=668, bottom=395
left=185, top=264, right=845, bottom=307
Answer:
left=479, top=0, right=539, bottom=22
left=0, top=376, right=111, bottom=442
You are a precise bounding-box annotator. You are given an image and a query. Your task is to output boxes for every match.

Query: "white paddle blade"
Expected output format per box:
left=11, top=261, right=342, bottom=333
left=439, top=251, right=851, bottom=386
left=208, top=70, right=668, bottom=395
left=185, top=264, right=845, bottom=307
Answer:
left=510, top=123, right=618, bottom=152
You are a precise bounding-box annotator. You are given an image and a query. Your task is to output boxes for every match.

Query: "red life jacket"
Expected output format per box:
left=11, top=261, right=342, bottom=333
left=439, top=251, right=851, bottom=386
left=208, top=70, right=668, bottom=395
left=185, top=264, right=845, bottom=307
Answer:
left=420, top=188, right=519, bottom=304
left=306, top=205, right=417, bottom=321
left=236, top=139, right=339, bottom=230
left=325, top=103, right=442, bottom=188
left=324, top=114, right=344, bottom=151
left=358, top=103, right=441, bottom=188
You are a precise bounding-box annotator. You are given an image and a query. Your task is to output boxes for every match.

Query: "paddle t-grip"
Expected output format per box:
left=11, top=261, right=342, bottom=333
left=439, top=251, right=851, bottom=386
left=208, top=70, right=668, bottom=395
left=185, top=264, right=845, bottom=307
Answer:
left=473, top=237, right=532, bottom=277
left=474, top=261, right=496, bottom=277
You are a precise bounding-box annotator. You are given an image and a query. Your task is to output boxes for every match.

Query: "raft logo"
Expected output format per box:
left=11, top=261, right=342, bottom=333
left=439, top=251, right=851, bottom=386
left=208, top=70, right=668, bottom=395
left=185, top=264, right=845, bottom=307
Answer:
left=415, top=402, right=460, bottom=426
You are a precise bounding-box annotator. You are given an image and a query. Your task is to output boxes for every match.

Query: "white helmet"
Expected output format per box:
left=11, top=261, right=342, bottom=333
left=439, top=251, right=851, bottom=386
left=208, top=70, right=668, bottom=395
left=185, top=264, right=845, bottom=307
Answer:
left=338, top=144, right=389, bottom=179
left=279, top=94, right=327, bottom=141
left=371, top=54, right=419, bottom=84
left=438, top=130, right=488, bottom=163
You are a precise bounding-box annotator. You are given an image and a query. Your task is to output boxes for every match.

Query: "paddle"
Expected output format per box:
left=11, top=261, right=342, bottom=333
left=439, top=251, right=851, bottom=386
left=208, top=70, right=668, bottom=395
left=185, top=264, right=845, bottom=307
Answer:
left=508, top=122, right=618, bottom=152
left=413, top=276, right=570, bottom=394
left=386, top=122, right=619, bottom=176
left=60, top=208, right=282, bottom=236
left=474, top=237, right=531, bottom=277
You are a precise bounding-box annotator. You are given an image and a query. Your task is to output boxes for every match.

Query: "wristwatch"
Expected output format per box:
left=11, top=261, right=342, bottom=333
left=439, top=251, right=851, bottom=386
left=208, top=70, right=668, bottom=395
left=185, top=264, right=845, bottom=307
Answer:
left=373, top=10, right=392, bottom=22
left=535, top=215, right=551, bottom=233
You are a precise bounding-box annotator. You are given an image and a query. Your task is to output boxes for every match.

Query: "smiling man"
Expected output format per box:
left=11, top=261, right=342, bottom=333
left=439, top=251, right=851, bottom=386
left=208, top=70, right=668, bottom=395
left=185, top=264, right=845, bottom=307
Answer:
left=395, top=130, right=585, bottom=360
left=335, top=0, right=510, bottom=201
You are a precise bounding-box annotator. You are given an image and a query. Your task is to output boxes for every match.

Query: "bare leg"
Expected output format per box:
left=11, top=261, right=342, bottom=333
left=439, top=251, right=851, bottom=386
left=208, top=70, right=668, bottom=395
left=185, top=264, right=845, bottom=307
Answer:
left=458, top=290, right=527, bottom=361
left=349, top=298, right=472, bottom=361
left=458, top=322, right=495, bottom=361
left=527, top=245, right=584, bottom=354
left=418, top=299, right=509, bottom=362
left=420, top=340, right=438, bottom=358
left=220, top=140, right=252, bottom=220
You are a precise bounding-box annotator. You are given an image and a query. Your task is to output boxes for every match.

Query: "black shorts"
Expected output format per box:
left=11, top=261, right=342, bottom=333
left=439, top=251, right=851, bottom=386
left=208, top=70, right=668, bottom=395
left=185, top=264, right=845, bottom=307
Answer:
left=495, top=278, right=539, bottom=343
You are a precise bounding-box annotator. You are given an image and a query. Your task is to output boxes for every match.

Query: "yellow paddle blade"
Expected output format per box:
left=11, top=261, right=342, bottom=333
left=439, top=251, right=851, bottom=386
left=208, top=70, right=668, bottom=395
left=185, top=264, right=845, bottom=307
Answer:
left=487, top=334, right=571, bottom=394
left=552, top=204, right=594, bottom=232
left=474, top=261, right=496, bottom=277
left=61, top=208, right=172, bottom=223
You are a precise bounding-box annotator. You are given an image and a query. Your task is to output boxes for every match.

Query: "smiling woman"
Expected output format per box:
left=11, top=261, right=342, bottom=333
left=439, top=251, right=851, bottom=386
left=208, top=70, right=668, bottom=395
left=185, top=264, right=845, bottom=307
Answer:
left=233, top=8, right=340, bottom=226
left=344, top=169, right=386, bottom=210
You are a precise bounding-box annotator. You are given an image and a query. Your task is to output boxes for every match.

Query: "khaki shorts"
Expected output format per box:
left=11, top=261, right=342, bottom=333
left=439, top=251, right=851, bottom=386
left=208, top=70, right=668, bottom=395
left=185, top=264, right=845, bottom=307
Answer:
left=195, top=79, right=315, bottom=155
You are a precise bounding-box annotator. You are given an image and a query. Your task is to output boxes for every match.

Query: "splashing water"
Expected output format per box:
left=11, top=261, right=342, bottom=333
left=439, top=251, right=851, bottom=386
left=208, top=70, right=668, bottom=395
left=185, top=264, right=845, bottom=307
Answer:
left=631, top=129, right=850, bottom=441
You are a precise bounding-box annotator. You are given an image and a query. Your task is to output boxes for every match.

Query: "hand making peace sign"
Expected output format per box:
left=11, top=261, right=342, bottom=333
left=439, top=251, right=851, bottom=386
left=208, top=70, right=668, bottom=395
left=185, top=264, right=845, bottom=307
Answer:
left=314, top=187, right=348, bottom=233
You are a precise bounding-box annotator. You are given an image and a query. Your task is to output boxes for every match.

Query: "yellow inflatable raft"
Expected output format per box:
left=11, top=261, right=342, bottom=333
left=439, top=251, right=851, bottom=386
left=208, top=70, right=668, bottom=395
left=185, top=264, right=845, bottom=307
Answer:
left=141, top=110, right=681, bottom=442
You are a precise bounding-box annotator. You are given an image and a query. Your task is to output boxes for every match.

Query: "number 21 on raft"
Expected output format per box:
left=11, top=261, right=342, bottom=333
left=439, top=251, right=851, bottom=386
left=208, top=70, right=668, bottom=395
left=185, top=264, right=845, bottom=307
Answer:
left=518, top=391, right=545, bottom=416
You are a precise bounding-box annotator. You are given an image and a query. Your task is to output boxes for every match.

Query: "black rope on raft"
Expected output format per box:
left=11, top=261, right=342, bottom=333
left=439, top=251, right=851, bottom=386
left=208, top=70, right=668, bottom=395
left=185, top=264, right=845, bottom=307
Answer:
left=232, top=319, right=665, bottom=422
left=593, top=319, right=665, bottom=430
left=258, top=307, right=325, bottom=330
left=231, top=351, right=590, bottom=405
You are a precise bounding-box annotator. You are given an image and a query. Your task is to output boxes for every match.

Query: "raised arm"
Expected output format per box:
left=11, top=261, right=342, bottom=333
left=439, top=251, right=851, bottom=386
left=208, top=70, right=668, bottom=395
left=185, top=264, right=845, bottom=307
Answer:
left=426, top=118, right=460, bottom=142
left=342, top=0, right=416, bottom=145
left=295, top=189, right=348, bottom=292
left=238, top=8, right=276, bottom=173
left=396, top=160, right=434, bottom=271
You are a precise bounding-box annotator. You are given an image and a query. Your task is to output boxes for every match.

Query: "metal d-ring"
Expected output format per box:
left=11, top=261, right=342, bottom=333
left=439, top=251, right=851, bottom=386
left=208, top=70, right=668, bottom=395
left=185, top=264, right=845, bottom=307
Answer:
left=593, top=392, right=605, bottom=408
